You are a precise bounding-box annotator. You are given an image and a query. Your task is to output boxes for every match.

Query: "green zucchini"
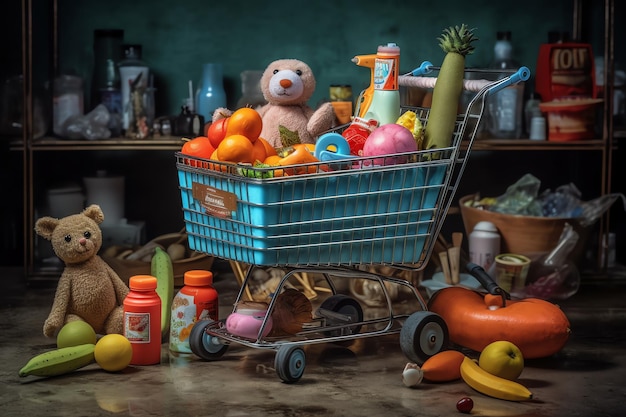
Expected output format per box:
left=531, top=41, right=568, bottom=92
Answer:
left=424, top=24, right=479, bottom=152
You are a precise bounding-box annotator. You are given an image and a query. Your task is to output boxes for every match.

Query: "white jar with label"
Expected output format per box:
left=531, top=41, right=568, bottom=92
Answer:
left=469, top=221, right=501, bottom=275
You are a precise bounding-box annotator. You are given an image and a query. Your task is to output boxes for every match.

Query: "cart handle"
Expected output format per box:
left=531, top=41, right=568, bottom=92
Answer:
left=398, top=66, right=531, bottom=94
left=404, top=61, right=434, bottom=77
left=485, top=66, right=531, bottom=96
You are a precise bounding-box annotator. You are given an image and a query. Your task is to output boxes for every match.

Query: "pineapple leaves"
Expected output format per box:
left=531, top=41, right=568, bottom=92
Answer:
left=437, top=24, right=479, bottom=56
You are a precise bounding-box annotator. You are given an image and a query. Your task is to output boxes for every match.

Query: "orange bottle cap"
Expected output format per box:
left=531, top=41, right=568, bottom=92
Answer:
left=129, top=275, right=158, bottom=290
left=184, top=270, right=213, bottom=286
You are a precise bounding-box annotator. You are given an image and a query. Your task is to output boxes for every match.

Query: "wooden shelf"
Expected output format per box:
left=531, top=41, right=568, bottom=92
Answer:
left=468, top=138, right=607, bottom=151
left=11, top=136, right=184, bottom=151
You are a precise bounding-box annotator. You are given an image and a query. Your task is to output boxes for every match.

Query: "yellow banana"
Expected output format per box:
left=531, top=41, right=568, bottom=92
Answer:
left=152, top=246, right=174, bottom=339
left=19, top=343, right=96, bottom=377
left=460, top=356, right=533, bottom=402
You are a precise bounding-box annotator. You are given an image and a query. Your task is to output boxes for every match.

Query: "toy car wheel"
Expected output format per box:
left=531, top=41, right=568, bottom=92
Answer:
left=275, top=344, right=306, bottom=383
left=189, top=319, right=228, bottom=360
left=319, top=294, right=363, bottom=338
left=400, top=311, right=448, bottom=364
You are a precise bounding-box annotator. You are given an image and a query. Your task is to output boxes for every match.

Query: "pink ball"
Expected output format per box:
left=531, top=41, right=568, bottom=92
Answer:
left=362, top=123, right=418, bottom=165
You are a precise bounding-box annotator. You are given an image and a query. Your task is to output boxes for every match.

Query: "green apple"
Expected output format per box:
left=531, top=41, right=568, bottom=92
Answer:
left=478, top=340, right=524, bottom=380
left=57, top=321, right=97, bottom=348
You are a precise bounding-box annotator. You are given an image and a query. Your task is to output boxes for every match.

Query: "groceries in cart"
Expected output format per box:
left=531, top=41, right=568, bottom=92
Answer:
left=175, top=23, right=531, bottom=384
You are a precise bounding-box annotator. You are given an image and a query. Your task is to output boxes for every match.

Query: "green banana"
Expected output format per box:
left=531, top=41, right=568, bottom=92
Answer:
left=19, top=343, right=96, bottom=378
left=460, top=356, right=533, bottom=402
left=152, top=246, right=174, bottom=339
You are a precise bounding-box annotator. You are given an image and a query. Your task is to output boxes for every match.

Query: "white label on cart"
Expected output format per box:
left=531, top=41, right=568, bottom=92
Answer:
left=192, top=182, right=237, bottom=218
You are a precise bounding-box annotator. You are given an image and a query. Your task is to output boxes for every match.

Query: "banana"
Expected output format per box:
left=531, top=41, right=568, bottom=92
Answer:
left=460, top=356, right=533, bottom=402
left=19, top=343, right=96, bottom=378
left=152, top=246, right=174, bottom=339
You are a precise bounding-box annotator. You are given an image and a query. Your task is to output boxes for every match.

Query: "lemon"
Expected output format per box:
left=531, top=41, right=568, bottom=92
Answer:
left=57, top=321, right=97, bottom=348
left=94, top=334, right=133, bottom=372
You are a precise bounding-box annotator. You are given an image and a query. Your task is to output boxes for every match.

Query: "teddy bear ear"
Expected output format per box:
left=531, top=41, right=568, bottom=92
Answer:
left=34, top=217, right=60, bottom=240
left=82, top=204, right=105, bottom=224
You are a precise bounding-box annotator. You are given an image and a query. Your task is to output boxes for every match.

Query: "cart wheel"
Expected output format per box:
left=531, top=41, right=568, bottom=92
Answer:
left=275, top=345, right=306, bottom=383
left=189, top=319, right=228, bottom=360
left=400, top=311, right=448, bottom=364
left=319, top=294, right=363, bottom=337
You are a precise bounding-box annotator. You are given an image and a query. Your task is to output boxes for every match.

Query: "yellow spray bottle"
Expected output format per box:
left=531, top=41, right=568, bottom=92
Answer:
left=352, top=54, right=377, bottom=118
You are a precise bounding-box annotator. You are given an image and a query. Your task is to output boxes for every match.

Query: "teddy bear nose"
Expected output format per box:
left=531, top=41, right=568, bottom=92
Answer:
left=280, top=79, right=292, bottom=89
left=79, top=237, right=87, bottom=245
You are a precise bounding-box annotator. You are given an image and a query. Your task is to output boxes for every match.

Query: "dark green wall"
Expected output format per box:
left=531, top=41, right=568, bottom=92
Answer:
left=51, top=0, right=579, bottom=117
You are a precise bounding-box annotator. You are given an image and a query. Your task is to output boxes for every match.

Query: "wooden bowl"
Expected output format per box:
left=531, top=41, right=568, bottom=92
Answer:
left=459, top=194, right=587, bottom=257
left=103, top=233, right=214, bottom=287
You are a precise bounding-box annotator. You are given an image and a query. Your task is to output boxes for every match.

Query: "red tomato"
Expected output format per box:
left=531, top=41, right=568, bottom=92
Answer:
left=181, top=136, right=215, bottom=167
left=207, top=118, right=229, bottom=148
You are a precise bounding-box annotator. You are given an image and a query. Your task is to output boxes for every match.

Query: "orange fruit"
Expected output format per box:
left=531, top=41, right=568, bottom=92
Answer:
left=208, top=149, right=227, bottom=172
left=225, top=107, right=263, bottom=142
left=251, top=138, right=268, bottom=163
left=263, top=154, right=284, bottom=177
left=257, top=136, right=277, bottom=157
left=264, top=154, right=280, bottom=164
left=217, top=134, right=255, bottom=164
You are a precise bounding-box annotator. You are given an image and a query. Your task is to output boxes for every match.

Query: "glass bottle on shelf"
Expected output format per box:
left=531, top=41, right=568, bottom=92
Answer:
left=118, top=44, right=150, bottom=137
left=195, top=63, right=227, bottom=123
left=91, top=29, right=124, bottom=110
left=485, top=31, right=524, bottom=139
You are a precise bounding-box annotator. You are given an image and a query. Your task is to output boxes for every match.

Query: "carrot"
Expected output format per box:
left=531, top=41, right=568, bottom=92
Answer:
left=420, top=350, right=465, bottom=382
left=424, top=24, right=478, bottom=151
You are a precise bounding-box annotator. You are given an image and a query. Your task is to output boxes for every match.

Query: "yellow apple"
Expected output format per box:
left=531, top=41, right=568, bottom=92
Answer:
left=478, top=340, right=524, bottom=380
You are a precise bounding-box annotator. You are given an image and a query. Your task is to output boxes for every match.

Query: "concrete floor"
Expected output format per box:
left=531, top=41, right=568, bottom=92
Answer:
left=1, top=261, right=626, bottom=417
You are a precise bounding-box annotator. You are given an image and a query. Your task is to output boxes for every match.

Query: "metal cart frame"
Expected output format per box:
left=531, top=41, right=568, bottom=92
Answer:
left=175, top=65, right=530, bottom=383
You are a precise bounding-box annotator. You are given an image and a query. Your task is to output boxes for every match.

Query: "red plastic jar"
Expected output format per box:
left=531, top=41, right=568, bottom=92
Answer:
left=341, top=117, right=378, bottom=156
left=123, top=275, right=161, bottom=365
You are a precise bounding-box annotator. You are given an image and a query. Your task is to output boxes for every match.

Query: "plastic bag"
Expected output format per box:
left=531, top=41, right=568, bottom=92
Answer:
left=537, top=183, right=583, bottom=218
left=61, top=104, right=111, bottom=140
left=490, top=173, right=543, bottom=216
left=579, top=192, right=626, bottom=227
left=490, top=174, right=626, bottom=225
left=513, top=223, right=580, bottom=300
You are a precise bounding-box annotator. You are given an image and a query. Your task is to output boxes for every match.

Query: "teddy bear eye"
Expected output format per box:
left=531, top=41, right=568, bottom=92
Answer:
left=84, top=231, right=91, bottom=239
left=64, top=235, right=71, bottom=243
left=296, top=70, right=302, bottom=76
left=273, top=69, right=279, bottom=74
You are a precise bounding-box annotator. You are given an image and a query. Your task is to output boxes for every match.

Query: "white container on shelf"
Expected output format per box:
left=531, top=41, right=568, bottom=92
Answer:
left=83, top=170, right=125, bottom=226
left=47, top=184, right=85, bottom=218
left=469, top=221, right=501, bottom=275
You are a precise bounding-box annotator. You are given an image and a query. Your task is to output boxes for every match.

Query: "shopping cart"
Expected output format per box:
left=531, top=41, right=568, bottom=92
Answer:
left=175, top=65, right=530, bottom=383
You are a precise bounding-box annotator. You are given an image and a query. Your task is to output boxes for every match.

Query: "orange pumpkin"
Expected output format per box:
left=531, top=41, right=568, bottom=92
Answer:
left=428, top=287, right=571, bottom=359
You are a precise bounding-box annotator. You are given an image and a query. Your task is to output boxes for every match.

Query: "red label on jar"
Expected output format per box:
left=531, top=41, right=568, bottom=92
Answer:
left=536, top=43, right=595, bottom=101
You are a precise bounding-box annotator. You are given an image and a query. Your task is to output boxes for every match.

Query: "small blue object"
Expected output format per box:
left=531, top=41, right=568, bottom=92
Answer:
left=314, top=132, right=356, bottom=162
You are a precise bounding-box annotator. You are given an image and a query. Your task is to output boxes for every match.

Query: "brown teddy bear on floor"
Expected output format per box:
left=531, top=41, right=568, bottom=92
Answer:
left=35, top=205, right=129, bottom=337
left=214, top=59, right=336, bottom=148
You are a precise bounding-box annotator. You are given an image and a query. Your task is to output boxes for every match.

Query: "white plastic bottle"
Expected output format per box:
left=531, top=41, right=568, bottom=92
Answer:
left=469, top=221, right=501, bottom=276
left=363, top=43, right=401, bottom=126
